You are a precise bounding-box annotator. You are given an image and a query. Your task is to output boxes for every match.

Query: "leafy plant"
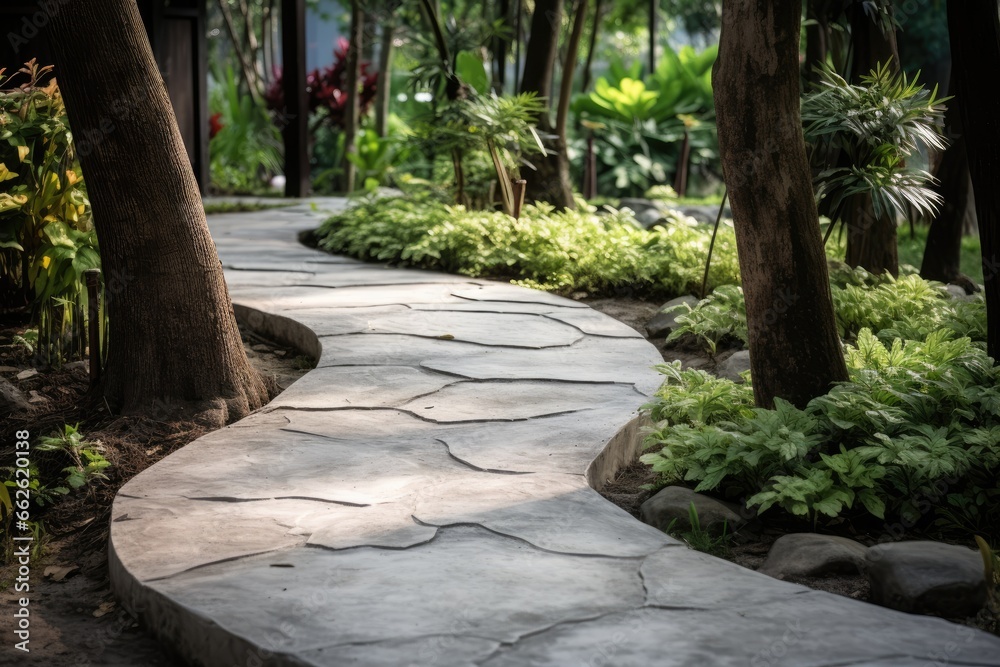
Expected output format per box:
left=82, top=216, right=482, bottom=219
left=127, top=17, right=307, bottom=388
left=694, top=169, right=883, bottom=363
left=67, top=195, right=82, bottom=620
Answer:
left=209, top=64, right=283, bottom=193
left=316, top=194, right=741, bottom=298
left=36, top=424, right=110, bottom=494
left=802, top=62, right=948, bottom=221
left=0, top=60, right=101, bottom=366
left=642, top=328, right=1000, bottom=533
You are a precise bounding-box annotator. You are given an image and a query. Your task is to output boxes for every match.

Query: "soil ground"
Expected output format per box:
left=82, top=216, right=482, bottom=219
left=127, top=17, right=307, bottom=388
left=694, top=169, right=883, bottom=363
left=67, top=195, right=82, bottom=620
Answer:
left=0, top=317, right=309, bottom=666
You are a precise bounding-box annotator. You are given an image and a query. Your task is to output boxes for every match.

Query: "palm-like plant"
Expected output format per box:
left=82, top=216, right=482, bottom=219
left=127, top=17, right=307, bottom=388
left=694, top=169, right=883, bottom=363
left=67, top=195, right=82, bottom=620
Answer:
left=802, top=62, right=949, bottom=221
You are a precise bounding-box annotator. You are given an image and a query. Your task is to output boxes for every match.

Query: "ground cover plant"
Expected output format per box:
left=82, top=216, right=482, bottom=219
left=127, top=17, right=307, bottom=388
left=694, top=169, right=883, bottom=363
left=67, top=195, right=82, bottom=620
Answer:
left=643, top=269, right=999, bottom=540
left=316, top=192, right=741, bottom=298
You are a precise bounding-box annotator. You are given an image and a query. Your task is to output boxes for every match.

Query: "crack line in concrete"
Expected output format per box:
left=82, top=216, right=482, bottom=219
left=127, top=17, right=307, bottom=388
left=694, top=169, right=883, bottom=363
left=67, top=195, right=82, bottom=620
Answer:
left=264, top=405, right=601, bottom=425
left=432, top=439, right=534, bottom=475
left=184, top=495, right=369, bottom=508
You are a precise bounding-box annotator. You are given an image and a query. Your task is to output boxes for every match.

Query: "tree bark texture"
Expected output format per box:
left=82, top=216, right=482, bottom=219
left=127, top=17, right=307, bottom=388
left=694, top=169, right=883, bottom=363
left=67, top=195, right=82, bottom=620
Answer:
left=46, top=0, right=272, bottom=424
left=948, top=0, right=1000, bottom=360
left=520, top=0, right=575, bottom=210
left=714, top=0, right=848, bottom=408
left=843, top=1, right=900, bottom=277
left=375, top=20, right=395, bottom=138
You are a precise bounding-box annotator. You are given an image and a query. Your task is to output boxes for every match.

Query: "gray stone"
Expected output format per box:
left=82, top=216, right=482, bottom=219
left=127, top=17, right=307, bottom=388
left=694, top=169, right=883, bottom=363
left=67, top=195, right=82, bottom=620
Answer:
left=646, top=295, right=700, bottom=338
left=639, top=485, right=745, bottom=535
left=0, top=377, right=30, bottom=414
left=617, top=197, right=660, bottom=216
left=946, top=284, right=970, bottom=299
left=16, top=368, right=38, bottom=381
left=250, top=343, right=270, bottom=353
left=635, top=208, right=666, bottom=229
left=677, top=204, right=732, bottom=223
left=758, top=533, right=869, bottom=581
left=867, top=541, right=987, bottom=618
left=716, top=349, right=751, bottom=382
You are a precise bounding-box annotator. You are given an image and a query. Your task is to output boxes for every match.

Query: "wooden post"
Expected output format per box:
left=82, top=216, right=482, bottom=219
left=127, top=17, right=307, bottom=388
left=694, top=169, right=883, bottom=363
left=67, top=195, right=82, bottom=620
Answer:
left=512, top=179, right=527, bottom=219
left=281, top=0, right=309, bottom=198
left=84, top=269, right=102, bottom=387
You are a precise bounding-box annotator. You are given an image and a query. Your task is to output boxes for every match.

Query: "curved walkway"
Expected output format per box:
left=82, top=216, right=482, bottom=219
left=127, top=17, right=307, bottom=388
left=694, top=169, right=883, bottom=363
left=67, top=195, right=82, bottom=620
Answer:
left=110, top=200, right=1000, bottom=666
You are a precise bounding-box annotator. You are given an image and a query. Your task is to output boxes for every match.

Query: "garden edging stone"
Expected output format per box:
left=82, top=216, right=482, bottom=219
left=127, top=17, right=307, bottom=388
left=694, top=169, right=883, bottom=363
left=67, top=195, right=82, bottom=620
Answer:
left=106, top=199, right=1000, bottom=667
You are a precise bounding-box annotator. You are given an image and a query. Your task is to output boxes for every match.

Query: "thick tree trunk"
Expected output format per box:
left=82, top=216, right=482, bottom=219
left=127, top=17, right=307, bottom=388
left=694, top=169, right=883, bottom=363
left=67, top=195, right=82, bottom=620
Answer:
left=520, top=0, right=575, bottom=210
left=714, top=0, right=848, bottom=408
left=46, top=0, right=272, bottom=425
left=340, top=0, right=364, bottom=193
left=493, top=0, right=511, bottom=93
left=374, top=21, right=395, bottom=138
left=948, top=0, right=1000, bottom=360
left=843, top=1, right=901, bottom=277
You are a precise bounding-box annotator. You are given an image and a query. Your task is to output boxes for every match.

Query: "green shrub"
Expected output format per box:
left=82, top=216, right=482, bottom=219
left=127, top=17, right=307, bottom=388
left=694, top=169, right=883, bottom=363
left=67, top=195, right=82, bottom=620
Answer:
left=669, top=269, right=987, bottom=354
left=316, top=194, right=741, bottom=298
left=642, top=329, right=1000, bottom=536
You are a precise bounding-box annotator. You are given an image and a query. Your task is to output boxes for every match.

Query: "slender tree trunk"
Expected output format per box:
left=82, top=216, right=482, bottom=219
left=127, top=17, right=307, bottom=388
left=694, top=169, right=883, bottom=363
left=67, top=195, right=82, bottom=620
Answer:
left=493, top=0, right=511, bottom=93
left=46, top=0, right=272, bottom=425
left=921, top=93, right=976, bottom=290
left=648, top=0, right=657, bottom=75
left=714, top=0, right=848, bottom=408
left=341, top=0, right=364, bottom=193
left=521, top=0, right=575, bottom=210
left=843, top=1, right=901, bottom=276
left=948, top=0, right=1000, bottom=360
left=804, top=0, right=832, bottom=83
left=581, top=0, right=603, bottom=92
left=374, top=21, right=395, bottom=138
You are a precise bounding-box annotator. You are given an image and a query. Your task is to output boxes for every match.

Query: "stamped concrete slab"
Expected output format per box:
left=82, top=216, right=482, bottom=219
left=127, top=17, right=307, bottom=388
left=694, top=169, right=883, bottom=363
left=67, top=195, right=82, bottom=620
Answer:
left=543, top=309, right=645, bottom=338
left=107, top=203, right=1000, bottom=667
left=264, top=365, right=458, bottom=410
left=397, top=380, right=644, bottom=422
left=148, top=526, right=648, bottom=655
left=419, top=336, right=665, bottom=394
left=347, top=309, right=584, bottom=348
left=414, top=474, right=673, bottom=557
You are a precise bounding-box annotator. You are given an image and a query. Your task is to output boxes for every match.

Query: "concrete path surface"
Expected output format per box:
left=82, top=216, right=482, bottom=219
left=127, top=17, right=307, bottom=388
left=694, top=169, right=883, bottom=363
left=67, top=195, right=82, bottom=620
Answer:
left=110, top=200, right=1000, bottom=666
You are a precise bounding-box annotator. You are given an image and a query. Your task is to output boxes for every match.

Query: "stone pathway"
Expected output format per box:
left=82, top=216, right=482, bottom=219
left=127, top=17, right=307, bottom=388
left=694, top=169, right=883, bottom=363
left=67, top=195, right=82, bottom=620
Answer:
left=110, top=200, right=1000, bottom=666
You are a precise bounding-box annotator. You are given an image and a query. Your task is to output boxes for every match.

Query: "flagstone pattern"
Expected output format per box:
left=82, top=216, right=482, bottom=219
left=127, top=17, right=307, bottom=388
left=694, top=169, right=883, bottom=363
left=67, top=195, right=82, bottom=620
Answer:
left=109, top=200, right=1000, bottom=666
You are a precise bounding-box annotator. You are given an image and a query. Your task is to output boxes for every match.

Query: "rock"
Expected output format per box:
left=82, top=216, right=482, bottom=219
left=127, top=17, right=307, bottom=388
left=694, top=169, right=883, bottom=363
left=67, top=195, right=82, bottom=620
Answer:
left=251, top=343, right=271, bottom=353
left=945, top=284, right=968, bottom=299
left=618, top=197, right=660, bottom=217
left=715, top=350, right=751, bottom=383
left=640, top=486, right=745, bottom=536
left=646, top=295, right=700, bottom=338
left=16, top=368, right=38, bottom=381
left=758, top=533, right=868, bottom=581
left=866, top=541, right=987, bottom=618
left=273, top=350, right=287, bottom=358
left=635, top=208, right=666, bottom=229
left=677, top=205, right=732, bottom=224
left=1, top=377, right=30, bottom=413
left=63, top=360, right=89, bottom=372
left=0, top=366, right=19, bottom=373
left=27, top=390, right=48, bottom=404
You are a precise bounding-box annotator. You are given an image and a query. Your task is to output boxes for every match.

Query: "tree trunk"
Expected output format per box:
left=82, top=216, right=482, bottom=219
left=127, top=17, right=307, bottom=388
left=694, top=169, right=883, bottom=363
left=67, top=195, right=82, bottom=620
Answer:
left=804, top=0, right=833, bottom=84
left=714, top=0, right=848, bottom=408
left=920, top=92, right=975, bottom=290
left=46, top=0, right=272, bottom=425
left=843, top=0, right=901, bottom=277
left=374, top=20, right=395, bottom=138
left=948, top=0, right=1000, bottom=360
left=581, top=0, right=603, bottom=92
left=493, top=0, right=511, bottom=93
left=520, top=0, right=575, bottom=210
left=648, top=0, right=657, bottom=75
left=340, top=0, right=364, bottom=193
